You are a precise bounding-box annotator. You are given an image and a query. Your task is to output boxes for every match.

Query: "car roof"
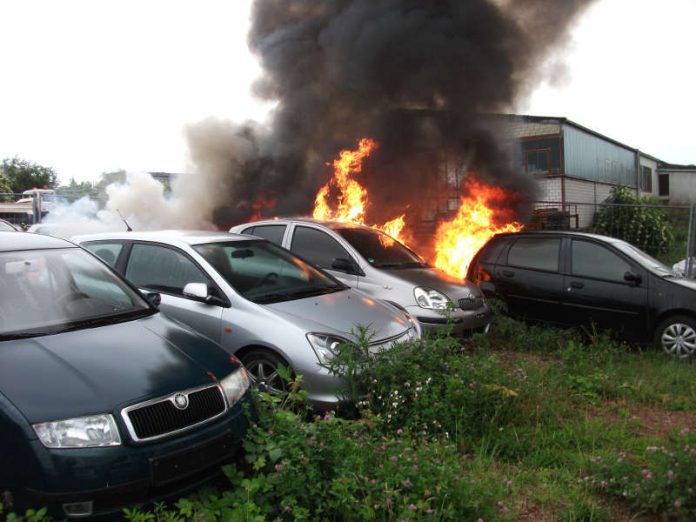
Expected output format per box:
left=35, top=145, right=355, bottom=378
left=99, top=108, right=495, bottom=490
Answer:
left=72, top=229, right=252, bottom=246
left=239, top=217, right=375, bottom=231
left=493, top=230, right=623, bottom=244
left=0, top=230, right=76, bottom=252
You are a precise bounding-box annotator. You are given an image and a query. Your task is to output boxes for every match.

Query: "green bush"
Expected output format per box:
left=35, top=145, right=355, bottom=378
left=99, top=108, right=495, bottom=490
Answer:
left=587, top=430, right=696, bottom=519
left=323, top=328, right=521, bottom=444
left=594, top=185, right=673, bottom=255
left=124, top=390, right=511, bottom=521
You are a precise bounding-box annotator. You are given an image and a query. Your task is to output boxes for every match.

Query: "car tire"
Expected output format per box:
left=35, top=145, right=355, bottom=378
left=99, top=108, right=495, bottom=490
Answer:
left=654, top=315, right=696, bottom=359
left=240, top=349, right=292, bottom=394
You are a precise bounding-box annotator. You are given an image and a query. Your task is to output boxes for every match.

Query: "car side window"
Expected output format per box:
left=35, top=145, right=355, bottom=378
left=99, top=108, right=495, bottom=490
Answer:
left=126, top=243, right=209, bottom=296
left=83, top=242, right=123, bottom=268
left=249, top=225, right=286, bottom=246
left=290, top=226, right=352, bottom=269
left=571, top=240, right=632, bottom=282
left=507, top=238, right=560, bottom=272
left=480, top=237, right=510, bottom=264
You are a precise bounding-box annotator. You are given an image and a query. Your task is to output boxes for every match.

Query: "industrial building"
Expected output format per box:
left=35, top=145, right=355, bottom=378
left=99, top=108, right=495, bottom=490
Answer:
left=496, top=114, right=694, bottom=228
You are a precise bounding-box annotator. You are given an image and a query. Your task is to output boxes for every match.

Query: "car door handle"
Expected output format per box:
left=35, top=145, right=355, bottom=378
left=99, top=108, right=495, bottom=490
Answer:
left=502, top=270, right=515, bottom=278
left=569, top=281, right=584, bottom=289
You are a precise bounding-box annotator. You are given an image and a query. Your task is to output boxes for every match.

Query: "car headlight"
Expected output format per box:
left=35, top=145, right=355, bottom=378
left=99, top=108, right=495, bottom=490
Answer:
left=220, top=367, right=250, bottom=406
left=414, top=287, right=450, bottom=310
left=33, top=414, right=121, bottom=448
left=306, top=333, right=351, bottom=364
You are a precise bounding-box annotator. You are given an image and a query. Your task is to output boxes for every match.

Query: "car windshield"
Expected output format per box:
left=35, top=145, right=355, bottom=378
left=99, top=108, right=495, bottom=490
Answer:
left=613, top=240, right=675, bottom=275
left=335, top=227, right=427, bottom=269
left=194, top=240, right=346, bottom=304
left=0, top=248, right=153, bottom=341
left=0, top=221, right=15, bottom=232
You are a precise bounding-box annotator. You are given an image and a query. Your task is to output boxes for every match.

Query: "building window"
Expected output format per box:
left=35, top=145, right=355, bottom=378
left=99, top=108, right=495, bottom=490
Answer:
left=525, top=149, right=551, bottom=175
left=658, top=174, right=670, bottom=197
left=640, top=166, right=653, bottom=192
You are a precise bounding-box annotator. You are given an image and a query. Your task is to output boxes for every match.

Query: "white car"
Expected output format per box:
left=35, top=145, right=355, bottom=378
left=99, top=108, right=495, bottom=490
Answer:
left=230, top=218, right=491, bottom=336
left=73, top=230, right=421, bottom=410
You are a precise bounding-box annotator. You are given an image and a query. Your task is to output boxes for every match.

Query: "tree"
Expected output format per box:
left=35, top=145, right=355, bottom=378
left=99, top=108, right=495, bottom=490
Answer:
left=56, top=177, right=96, bottom=203
left=0, top=171, right=12, bottom=201
left=92, top=170, right=126, bottom=204
left=0, top=157, right=58, bottom=194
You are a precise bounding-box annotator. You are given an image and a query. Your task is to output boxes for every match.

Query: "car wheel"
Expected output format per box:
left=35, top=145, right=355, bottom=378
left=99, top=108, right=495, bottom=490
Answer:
left=655, top=315, right=696, bottom=359
left=240, top=350, right=291, bottom=394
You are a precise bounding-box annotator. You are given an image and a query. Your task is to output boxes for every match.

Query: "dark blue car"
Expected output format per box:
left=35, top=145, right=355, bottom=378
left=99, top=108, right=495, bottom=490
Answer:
left=0, top=232, right=252, bottom=518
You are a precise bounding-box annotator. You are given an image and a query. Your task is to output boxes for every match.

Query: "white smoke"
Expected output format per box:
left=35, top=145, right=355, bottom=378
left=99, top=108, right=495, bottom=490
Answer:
left=40, top=171, right=220, bottom=239
left=104, top=171, right=217, bottom=230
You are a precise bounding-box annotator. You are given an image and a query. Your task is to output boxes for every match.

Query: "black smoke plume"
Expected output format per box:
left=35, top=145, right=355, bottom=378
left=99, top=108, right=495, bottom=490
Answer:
left=186, top=0, right=596, bottom=230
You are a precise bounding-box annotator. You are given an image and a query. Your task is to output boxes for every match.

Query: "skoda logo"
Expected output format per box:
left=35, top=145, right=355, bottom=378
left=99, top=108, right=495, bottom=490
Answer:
left=173, top=393, right=189, bottom=410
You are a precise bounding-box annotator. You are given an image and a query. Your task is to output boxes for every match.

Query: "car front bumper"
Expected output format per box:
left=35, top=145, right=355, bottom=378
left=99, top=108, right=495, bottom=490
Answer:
left=410, top=304, right=493, bottom=337
left=12, top=396, right=251, bottom=518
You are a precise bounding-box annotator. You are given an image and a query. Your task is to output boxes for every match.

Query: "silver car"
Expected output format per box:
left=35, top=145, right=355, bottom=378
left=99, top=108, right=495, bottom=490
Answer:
left=72, top=231, right=420, bottom=410
left=230, top=219, right=492, bottom=336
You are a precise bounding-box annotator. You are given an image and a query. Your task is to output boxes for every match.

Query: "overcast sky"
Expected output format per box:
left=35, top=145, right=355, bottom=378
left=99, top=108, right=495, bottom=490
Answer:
left=0, top=0, right=694, bottom=184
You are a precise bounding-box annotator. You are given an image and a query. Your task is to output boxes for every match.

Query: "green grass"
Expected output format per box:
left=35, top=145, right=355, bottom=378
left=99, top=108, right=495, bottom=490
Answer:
left=10, top=312, right=695, bottom=521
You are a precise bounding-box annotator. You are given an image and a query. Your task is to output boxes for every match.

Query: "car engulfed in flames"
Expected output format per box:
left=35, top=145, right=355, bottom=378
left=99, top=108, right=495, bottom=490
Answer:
left=310, top=137, right=523, bottom=278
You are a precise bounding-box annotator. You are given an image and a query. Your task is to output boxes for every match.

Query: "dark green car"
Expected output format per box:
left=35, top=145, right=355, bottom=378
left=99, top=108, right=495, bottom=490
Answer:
left=0, top=232, right=252, bottom=518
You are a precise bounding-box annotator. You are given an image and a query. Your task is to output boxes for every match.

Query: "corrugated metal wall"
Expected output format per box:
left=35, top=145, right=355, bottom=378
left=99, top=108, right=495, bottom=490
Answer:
left=563, top=125, right=636, bottom=187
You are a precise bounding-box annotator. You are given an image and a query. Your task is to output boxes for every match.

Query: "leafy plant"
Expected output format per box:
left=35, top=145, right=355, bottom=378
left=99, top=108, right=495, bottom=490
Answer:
left=594, top=185, right=673, bottom=255
left=587, top=430, right=696, bottom=519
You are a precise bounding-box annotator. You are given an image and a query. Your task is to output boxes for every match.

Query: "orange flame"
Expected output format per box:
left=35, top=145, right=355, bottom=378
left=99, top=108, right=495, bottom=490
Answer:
left=433, top=177, right=523, bottom=279
left=313, top=138, right=523, bottom=279
left=249, top=195, right=277, bottom=221
left=313, top=138, right=409, bottom=245
left=314, top=138, right=375, bottom=223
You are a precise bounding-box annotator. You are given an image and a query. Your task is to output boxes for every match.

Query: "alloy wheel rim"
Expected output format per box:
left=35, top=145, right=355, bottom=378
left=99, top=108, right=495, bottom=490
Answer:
left=661, top=323, right=696, bottom=358
left=245, top=360, right=286, bottom=394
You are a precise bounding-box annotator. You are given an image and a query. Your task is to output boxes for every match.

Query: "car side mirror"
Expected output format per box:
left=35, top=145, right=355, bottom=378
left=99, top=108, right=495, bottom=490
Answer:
left=183, top=282, right=228, bottom=307
left=183, top=282, right=209, bottom=300
left=331, top=257, right=360, bottom=275
left=145, top=292, right=161, bottom=308
left=624, top=271, right=642, bottom=284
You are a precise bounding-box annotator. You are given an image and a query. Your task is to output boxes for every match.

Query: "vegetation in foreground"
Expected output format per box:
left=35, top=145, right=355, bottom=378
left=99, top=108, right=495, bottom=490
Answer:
left=5, top=312, right=696, bottom=521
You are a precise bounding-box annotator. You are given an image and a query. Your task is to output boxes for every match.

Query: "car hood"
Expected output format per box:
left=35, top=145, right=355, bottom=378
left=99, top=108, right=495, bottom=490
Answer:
left=664, top=276, right=696, bottom=292
left=0, top=315, right=235, bottom=424
left=266, top=289, right=409, bottom=341
left=379, top=267, right=481, bottom=299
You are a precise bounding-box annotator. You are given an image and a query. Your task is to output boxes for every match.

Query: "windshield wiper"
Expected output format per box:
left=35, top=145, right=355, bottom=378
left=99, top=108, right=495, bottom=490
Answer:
left=0, top=331, right=56, bottom=341
left=375, top=262, right=427, bottom=269
left=286, top=287, right=339, bottom=299
left=0, top=309, right=154, bottom=341
left=251, top=293, right=292, bottom=304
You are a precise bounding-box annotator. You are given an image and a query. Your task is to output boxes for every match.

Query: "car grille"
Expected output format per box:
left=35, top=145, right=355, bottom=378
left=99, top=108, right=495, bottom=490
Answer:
left=458, top=296, right=484, bottom=310
left=123, top=384, right=226, bottom=442
left=368, top=327, right=417, bottom=354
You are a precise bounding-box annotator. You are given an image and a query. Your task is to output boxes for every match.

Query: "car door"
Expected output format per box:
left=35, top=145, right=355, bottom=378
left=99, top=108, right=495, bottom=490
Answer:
left=288, top=225, right=361, bottom=286
left=124, top=242, right=225, bottom=343
left=561, top=238, right=648, bottom=338
left=495, top=236, right=565, bottom=323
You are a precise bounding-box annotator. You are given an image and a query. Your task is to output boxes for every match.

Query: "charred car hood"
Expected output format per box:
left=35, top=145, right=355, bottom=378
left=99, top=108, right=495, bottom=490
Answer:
left=379, top=267, right=481, bottom=299
left=267, top=289, right=409, bottom=341
left=0, top=315, right=235, bottom=424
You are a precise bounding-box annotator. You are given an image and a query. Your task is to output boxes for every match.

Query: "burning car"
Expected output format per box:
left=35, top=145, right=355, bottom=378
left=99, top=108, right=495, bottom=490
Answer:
left=0, top=232, right=251, bottom=518
left=73, top=230, right=420, bottom=410
left=230, top=218, right=492, bottom=336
